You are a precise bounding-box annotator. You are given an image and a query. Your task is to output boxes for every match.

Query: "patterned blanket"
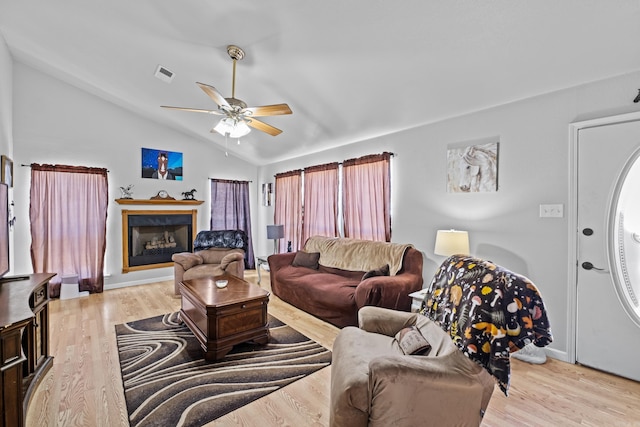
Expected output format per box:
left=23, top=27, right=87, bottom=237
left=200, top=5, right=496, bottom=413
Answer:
left=420, top=255, right=552, bottom=395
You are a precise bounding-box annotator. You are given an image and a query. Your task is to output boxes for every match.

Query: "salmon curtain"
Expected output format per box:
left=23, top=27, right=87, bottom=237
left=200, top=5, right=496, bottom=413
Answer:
left=274, top=170, right=303, bottom=252
left=29, top=164, right=108, bottom=297
left=342, top=152, right=392, bottom=241
left=302, top=163, right=339, bottom=243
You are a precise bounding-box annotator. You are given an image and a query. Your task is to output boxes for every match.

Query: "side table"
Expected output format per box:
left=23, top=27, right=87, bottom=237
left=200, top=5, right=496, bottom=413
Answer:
left=256, top=255, right=269, bottom=284
left=409, top=288, right=428, bottom=313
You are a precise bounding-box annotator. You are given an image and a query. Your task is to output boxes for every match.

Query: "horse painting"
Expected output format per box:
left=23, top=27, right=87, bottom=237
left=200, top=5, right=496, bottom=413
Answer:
left=447, top=142, right=498, bottom=193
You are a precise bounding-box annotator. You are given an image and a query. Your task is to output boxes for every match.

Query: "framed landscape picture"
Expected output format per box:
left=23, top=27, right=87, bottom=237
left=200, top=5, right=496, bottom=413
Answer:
left=447, top=140, right=499, bottom=193
left=141, top=148, right=183, bottom=181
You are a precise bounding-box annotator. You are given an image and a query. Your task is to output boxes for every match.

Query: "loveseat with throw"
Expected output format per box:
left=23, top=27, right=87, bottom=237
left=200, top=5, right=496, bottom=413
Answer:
left=330, top=254, right=552, bottom=427
left=171, top=230, right=247, bottom=295
left=267, top=236, right=423, bottom=328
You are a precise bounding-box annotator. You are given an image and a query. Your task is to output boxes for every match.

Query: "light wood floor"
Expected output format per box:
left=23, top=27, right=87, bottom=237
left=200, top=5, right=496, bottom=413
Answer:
left=26, top=271, right=640, bottom=426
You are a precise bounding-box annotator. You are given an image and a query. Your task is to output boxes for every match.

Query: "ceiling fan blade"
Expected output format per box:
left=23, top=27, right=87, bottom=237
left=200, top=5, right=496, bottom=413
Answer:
left=161, top=105, right=223, bottom=115
left=246, top=118, right=283, bottom=136
left=243, top=103, right=292, bottom=117
left=196, top=82, right=230, bottom=108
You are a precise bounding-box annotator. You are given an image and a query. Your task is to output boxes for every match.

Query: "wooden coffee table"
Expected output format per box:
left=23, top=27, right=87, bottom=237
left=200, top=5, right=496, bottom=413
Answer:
left=179, top=274, right=270, bottom=361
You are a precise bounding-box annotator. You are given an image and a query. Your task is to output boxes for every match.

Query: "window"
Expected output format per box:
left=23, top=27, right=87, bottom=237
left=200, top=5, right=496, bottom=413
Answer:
left=274, top=152, right=392, bottom=248
left=29, top=164, right=108, bottom=297
left=210, top=179, right=255, bottom=268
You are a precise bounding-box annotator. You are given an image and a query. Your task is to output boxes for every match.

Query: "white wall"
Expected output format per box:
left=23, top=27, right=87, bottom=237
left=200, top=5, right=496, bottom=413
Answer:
left=256, top=70, right=640, bottom=360
left=11, top=63, right=258, bottom=288
left=0, top=33, right=13, bottom=272
left=8, top=50, right=640, bottom=360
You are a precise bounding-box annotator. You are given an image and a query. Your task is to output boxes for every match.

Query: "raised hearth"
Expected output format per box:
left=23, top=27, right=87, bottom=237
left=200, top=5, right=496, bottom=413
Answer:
left=121, top=209, right=197, bottom=273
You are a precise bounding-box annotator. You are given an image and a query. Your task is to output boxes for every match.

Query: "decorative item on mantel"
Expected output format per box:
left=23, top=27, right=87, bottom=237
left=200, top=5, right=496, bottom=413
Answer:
left=181, top=188, right=197, bottom=200
left=119, top=184, right=134, bottom=199
left=150, top=190, right=175, bottom=200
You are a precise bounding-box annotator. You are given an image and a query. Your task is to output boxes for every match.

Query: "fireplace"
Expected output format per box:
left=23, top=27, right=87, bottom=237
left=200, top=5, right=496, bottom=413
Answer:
left=121, top=209, right=197, bottom=272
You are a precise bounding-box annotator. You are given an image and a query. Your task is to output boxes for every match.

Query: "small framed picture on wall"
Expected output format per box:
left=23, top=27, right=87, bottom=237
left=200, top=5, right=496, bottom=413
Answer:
left=446, top=140, right=499, bottom=193
left=262, top=183, right=273, bottom=206
left=141, top=148, right=183, bottom=181
left=1, top=155, right=13, bottom=187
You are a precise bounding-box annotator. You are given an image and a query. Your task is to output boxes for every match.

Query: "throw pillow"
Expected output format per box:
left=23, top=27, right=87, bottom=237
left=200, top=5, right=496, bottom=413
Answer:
left=395, top=326, right=432, bottom=355
left=292, top=251, right=320, bottom=269
left=362, top=264, right=390, bottom=281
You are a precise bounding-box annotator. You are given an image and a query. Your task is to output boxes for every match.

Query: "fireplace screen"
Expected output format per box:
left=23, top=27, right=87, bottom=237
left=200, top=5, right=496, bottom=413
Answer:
left=122, top=210, right=197, bottom=272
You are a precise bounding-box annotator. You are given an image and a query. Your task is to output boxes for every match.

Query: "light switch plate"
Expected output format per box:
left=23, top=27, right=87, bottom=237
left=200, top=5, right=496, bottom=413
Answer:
left=539, top=204, right=564, bottom=218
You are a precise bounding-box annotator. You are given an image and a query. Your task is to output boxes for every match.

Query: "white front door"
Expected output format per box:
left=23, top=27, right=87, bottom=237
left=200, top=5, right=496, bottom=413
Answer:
left=576, top=118, right=640, bottom=380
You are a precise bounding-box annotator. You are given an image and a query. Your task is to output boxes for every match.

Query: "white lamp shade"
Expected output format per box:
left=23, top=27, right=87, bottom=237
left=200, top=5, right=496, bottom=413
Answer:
left=228, top=120, right=250, bottom=138
left=434, top=229, right=469, bottom=256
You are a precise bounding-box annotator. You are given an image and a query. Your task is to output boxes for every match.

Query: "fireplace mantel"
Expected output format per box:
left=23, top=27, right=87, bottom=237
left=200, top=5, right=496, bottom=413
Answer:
left=115, top=198, right=203, bottom=205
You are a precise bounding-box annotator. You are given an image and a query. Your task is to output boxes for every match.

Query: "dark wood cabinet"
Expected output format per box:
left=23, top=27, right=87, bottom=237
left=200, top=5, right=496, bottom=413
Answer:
left=0, top=273, right=55, bottom=427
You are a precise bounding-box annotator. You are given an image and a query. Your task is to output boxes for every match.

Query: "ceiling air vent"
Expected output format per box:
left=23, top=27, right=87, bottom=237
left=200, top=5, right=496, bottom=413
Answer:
left=154, top=65, right=174, bottom=83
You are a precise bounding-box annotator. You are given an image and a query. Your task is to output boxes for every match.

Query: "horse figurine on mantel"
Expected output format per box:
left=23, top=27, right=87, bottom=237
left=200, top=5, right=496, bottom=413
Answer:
left=182, top=189, right=197, bottom=200
left=457, top=143, right=498, bottom=192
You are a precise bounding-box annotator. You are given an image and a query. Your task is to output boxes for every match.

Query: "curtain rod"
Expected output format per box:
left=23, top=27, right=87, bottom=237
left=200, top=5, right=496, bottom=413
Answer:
left=21, top=164, right=110, bottom=172
left=209, top=178, right=253, bottom=183
left=275, top=151, right=395, bottom=178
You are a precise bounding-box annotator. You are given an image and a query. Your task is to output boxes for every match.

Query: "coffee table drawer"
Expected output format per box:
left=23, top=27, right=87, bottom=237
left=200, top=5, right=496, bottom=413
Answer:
left=216, top=300, right=267, bottom=338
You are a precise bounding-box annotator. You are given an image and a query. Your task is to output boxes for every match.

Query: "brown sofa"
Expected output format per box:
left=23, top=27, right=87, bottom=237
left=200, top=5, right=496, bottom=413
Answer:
left=268, top=236, right=423, bottom=328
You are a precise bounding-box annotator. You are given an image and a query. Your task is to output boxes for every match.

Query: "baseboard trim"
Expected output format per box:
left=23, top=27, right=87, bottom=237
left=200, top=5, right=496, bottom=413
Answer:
left=545, top=347, right=569, bottom=363
left=104, top=275, right=173, bottom=291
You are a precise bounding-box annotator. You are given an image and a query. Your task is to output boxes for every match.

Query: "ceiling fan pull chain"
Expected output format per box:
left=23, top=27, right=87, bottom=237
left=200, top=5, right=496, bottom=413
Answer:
left=225, top=134, right=229, bottom=157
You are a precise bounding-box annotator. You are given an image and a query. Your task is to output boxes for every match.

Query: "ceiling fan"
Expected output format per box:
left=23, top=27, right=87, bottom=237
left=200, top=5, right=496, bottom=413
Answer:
left=161, top=45, right=292, bottom=137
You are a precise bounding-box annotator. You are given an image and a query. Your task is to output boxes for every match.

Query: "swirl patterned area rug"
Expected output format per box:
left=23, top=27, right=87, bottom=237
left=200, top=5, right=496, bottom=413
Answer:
left=115, top=312, right=332, bottom=427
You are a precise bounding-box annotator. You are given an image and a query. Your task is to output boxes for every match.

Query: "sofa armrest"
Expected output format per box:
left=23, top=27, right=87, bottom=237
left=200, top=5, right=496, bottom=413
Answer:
left=172, top=252, right=204, bottom=270
left=220, top=252, right=244, bottom=268
left=218, top=252, right=245, bottom=279
left=358, top=306, right=418, bottom=336
left=354, top=272, right=422, bottom=311
left=367, top=354, right=493, bottom=426
left=267, top=252, right=296, bottom=272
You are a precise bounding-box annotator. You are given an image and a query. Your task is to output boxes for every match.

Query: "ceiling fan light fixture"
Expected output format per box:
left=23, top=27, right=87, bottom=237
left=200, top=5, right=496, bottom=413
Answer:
left=230, top=120, right=250, bottom=138
left=213, top=117, right=251, bottom=138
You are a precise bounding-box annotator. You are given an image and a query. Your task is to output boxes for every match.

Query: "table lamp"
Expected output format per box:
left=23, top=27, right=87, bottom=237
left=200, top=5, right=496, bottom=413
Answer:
left=434, top=229, right=470, bottom=256
left=267, top=224, right=284, bottom=254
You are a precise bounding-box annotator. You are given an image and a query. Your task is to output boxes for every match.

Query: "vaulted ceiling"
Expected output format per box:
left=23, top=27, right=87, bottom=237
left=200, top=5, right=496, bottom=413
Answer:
left=2, top=1, right=640, bottom=165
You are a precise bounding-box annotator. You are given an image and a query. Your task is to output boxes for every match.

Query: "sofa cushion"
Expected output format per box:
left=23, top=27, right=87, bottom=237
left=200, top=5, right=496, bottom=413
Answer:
left=395, top=326, right=431, bottom=355
left=273, top=265, right=361, bottom=328
left=183, top=264, right=225, bottom=280
left=291, top=251, right=320, bottom=269
left=198, top=247, right=243, bottom=264
left=362, top=264, right=389, bottom=281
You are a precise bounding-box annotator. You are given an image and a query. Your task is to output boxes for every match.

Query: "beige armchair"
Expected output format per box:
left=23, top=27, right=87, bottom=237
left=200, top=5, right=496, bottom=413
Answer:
left=330, top=306, right=494, bottom=427
left=172, top=248, right=245, bottom=295
left=331, top=255, right=553, bottom=426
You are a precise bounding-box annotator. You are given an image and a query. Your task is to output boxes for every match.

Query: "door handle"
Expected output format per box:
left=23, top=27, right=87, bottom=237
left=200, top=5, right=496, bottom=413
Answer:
left=582, top=261, right=606, bottom=271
